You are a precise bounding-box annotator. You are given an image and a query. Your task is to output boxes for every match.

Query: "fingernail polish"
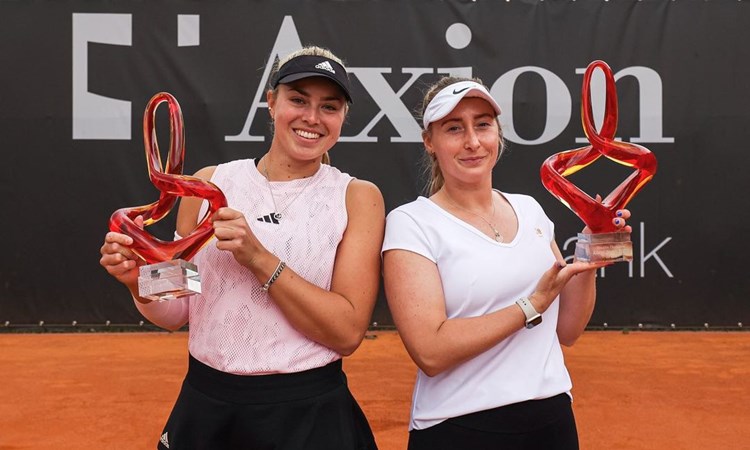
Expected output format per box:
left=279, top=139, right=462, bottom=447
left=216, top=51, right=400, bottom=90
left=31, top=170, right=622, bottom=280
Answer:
left=614, top=219, right=621, bottom=225
left=616, top=211, right=623, bottom=217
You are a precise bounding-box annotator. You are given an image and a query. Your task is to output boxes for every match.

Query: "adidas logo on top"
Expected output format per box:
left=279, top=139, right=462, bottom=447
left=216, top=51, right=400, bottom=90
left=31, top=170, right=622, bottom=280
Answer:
left=314, top=60, right=335, bottom=74
left=257, top=212, right=280, bottom=224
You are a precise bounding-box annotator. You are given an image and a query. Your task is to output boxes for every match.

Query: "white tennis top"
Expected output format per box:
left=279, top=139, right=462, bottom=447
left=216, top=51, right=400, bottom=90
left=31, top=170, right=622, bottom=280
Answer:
left=382, top=193, right=572, bottom=430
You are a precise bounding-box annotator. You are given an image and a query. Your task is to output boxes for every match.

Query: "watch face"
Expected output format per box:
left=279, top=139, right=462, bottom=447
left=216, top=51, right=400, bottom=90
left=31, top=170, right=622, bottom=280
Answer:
left=526, top=314, right=543, bottom=329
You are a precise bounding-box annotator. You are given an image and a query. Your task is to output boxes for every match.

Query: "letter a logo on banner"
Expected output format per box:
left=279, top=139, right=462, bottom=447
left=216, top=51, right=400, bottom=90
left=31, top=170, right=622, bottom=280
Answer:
left=225, top=16, right=303, bottom=142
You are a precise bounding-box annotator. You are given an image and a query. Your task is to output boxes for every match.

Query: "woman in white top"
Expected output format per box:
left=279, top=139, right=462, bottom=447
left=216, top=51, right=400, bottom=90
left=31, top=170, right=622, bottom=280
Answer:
left=100, top=46, right=384, bottom=450
left=382, top=77, right=631, bottom=450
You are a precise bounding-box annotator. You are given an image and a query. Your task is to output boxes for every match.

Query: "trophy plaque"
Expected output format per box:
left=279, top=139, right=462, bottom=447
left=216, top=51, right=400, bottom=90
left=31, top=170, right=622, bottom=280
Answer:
left=109, top=92, right=227, bottom=301
left=541, top=61, right=657, bottom=262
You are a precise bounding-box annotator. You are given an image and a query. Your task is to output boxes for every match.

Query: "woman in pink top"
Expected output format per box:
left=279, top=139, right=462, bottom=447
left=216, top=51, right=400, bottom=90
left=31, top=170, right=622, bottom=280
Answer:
left=100, top=46, right=384, bottom=450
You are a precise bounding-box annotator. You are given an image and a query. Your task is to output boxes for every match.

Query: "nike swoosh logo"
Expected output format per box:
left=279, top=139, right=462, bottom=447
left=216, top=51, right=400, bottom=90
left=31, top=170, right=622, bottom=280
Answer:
left=452, top=87, right=470, bottom=95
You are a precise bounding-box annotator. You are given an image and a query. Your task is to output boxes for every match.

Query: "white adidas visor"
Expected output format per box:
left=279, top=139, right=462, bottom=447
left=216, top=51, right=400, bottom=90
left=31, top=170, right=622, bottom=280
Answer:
left=422, top=81, right=502, bottom=130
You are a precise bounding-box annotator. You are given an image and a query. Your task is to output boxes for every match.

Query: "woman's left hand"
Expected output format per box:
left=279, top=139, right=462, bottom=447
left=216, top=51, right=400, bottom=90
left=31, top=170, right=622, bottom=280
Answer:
left=212, top=207, right=268, bottom=269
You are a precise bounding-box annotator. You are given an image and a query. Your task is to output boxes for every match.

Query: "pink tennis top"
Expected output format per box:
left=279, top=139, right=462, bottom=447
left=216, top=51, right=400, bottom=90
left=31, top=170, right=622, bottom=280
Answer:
left=135, top=159, right=353, bottom=375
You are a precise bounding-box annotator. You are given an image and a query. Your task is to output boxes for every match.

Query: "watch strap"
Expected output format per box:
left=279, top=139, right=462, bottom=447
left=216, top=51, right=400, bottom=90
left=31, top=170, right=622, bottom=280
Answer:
left=516, top=297, right=542, bottom=328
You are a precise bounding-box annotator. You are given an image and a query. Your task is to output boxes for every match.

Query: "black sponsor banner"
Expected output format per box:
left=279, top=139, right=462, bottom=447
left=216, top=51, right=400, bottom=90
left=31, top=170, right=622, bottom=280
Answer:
left=1, top=1, right=748, bottom=327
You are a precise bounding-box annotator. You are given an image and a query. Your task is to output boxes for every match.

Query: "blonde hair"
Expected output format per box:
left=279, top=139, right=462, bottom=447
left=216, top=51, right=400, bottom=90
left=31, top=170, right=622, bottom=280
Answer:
left=268, top=46, right=349, bottom=165
left=419, top=76, right=505, bottom=195
left=274, top=46, right=346, bottom=72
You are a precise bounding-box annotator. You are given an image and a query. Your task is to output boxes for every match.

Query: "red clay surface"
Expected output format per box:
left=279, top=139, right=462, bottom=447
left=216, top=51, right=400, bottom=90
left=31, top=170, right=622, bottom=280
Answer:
left=1, top=331, right=748, bottom=449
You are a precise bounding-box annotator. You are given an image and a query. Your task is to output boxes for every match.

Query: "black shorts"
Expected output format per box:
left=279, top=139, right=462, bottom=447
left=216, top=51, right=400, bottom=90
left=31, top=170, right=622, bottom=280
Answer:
left=408, top=393, right=578, bottom=450
left=157, top=354, right=377, bottom=450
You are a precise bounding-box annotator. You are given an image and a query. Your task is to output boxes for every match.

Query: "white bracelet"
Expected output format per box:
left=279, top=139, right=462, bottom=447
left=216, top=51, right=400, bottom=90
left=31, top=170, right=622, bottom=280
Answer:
left=262, top=260, right=286, bottom=292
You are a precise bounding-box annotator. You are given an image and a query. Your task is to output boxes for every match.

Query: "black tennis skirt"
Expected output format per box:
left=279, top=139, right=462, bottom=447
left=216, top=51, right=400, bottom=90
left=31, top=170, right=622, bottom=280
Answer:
left=156, top=354, right=378, bottom=450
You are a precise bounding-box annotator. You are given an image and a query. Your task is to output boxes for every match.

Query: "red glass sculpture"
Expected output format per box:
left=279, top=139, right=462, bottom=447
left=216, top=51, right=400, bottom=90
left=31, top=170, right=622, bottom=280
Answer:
left=541, top=61, right=657, bottom=261
left=109, top=92, right=227, bottom=299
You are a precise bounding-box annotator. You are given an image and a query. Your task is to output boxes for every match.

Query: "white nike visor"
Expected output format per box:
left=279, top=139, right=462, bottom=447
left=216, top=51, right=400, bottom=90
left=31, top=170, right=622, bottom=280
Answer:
left=422, top=81, right=502, bottom=130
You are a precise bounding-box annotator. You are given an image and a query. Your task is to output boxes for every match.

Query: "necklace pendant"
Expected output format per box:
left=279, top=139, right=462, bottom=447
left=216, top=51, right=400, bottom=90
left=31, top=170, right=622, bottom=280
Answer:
left=273, top=212, right=282, bottom=221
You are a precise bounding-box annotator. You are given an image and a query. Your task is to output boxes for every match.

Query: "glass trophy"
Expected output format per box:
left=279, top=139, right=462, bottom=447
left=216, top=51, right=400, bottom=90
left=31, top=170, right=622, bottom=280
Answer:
left=541, top=61, right=657, bottom=262
left=109, top=92, right=227, bottom=301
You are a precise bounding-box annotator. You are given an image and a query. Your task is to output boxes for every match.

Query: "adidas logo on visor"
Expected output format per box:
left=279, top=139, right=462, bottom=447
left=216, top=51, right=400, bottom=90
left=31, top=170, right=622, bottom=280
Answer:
left=314, top=61, right=335, bottom=74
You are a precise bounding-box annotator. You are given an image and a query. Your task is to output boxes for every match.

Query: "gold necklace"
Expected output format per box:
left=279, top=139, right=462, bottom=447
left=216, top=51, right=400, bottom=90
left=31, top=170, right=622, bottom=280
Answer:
left=444, top=192, right=504, bottom=242
left=262, top=156, right=314, bottom=222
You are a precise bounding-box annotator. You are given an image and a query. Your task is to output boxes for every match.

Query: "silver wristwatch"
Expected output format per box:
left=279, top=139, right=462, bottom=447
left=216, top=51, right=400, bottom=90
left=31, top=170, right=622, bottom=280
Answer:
left=516, top=297, right=542, bottom=329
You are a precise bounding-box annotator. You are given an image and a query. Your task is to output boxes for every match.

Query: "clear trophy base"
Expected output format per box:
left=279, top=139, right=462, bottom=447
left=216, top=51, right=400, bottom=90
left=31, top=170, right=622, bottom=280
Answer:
left=575, top=231, right=633, bottom=263
left=138, top=260, right=201, bottom=302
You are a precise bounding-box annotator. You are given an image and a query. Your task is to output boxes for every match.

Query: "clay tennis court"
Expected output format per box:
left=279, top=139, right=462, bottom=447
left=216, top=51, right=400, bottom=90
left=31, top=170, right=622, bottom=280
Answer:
left=1, top=330, right=748, bottom=449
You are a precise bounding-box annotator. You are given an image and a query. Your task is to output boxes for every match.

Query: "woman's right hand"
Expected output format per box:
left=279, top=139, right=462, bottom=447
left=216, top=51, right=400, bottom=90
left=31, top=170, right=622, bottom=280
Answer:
left=99, top=216, right=144, bottom=288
